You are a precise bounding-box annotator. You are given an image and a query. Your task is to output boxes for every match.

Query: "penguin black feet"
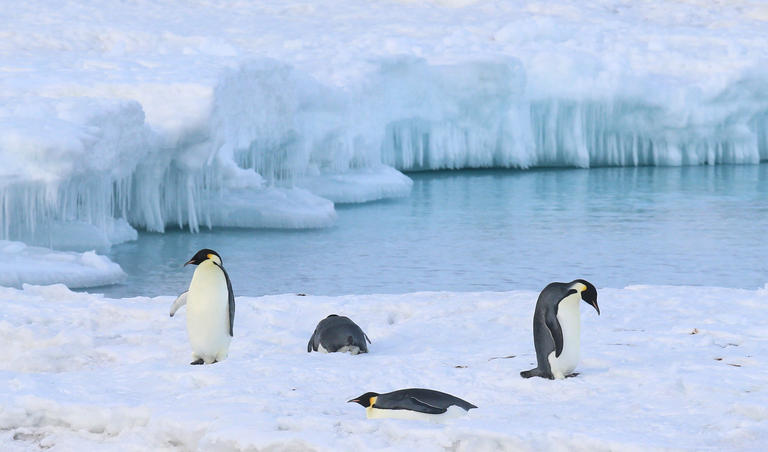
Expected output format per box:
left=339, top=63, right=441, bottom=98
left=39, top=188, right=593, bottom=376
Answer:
left=565, top=372, right=580, bottom=378
left=520, top=368, right=555, bottom=379
left=190, top=358, right=221, bottom=365
left=520, top=368, right=539, bottom=379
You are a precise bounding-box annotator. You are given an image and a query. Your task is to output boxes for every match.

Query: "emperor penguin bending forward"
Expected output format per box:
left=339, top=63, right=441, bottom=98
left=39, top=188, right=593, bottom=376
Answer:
left=170, top=249, right=235, bottom=365
left=520, top=279, right=599, bottom=379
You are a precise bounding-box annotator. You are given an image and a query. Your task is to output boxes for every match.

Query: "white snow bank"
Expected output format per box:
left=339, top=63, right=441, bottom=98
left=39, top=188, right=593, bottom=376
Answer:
left=24, top=219, right=138, bottom=252
left=0, top=284, right=766, bottom=450
left=0, top=241, right=125, bottom=289
left=2, top=0, right=768, bottom=247
left=0, top=97, right=150, bottom=249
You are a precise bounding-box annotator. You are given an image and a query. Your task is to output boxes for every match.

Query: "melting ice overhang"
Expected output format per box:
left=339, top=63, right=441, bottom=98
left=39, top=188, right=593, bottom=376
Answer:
left=0, top=56, right=767, bottom=251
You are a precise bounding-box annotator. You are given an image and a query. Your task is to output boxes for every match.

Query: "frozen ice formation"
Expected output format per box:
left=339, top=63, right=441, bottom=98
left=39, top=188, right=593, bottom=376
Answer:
left=0, top=240, right=125, bottom=288
left=1, top=0, right=767, bottom=250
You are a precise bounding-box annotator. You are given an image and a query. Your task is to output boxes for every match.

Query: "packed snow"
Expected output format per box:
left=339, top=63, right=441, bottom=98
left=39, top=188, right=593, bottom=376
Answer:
left=2, top=0, right=768, bottom=248
left=0, top=284, right=766, bottom=450
left=0, top=240, right=125, bottom=289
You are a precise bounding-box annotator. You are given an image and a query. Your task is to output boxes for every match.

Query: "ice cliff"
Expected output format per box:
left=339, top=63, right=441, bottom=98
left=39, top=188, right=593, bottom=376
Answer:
left=1, top=0, right=767, bottom=250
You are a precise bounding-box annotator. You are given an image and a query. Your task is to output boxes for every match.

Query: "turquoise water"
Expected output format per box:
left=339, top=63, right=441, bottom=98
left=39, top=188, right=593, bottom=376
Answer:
left=101, top=165, right=768, bottom=298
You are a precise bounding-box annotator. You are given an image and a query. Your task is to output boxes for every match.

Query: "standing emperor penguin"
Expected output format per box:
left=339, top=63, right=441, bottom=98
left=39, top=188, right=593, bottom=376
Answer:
left=520, top=279, right=599, bottom=379
left=169, top=249, right=235, bottom=365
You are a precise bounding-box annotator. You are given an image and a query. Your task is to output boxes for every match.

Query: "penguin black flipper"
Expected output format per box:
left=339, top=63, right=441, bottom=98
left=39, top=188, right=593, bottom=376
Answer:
left=224, top=267, right=235, bottom=337
left=545, top=307, right=564, bottom=358
left=376, top=388, right=476, bottom=412
left=214, top=262, right=235, bottom=337
left=406, top=397, right=448, bottom=414
left=307, top=329, right=318, bottom=352
left=371, top=393, right=445, bottom=414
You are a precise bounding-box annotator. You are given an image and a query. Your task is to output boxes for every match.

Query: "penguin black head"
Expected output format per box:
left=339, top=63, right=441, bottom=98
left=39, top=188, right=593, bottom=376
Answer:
left=573, top=279, right=599, bottom=315
left=347, top=392, right=379, bottom=407
left=184, top=248, right=222, bottom=266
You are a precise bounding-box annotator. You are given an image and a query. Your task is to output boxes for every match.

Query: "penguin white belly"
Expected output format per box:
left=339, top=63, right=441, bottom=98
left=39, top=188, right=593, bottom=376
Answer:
left=317, top=343, right=361, bottom=354
left=366, top=406, right=466, bottom=423
left=548, top=294, right=581, bottom=379
left=186, top=261, right=231, bottom=363
left=337, top=345, right=361, bottom=355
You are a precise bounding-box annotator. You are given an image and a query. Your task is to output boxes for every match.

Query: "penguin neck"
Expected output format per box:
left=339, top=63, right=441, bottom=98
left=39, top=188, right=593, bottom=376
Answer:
left=190, top=260, right=225, bottom=292
left=365, top=396, right=378, bottom=419
left=557, top=293, right=581, bottom=325
left=557, top=292, right=582, bottom=343
left=193, top=260, right=221, bottom=277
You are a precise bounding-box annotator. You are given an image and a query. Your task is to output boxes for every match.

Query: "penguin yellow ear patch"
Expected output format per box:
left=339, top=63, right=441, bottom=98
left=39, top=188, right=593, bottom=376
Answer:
left=369, top=396, right=377, bottom=407
left=207, top=254, right=214, bottom=260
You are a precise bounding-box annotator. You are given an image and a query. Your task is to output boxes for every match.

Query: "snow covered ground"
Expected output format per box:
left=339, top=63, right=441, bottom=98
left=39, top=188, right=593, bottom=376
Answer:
left=2, top=3, right=766, bottom=449
left=1, top=284, right=766, bottom=451
left=0, top=240, right=125, bottom=289
left=2, top=0, right=768, bottom=248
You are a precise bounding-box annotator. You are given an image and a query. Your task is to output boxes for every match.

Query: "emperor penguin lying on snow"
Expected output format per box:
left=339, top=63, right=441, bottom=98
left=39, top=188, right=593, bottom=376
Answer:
left=170, top=249, right=235, bottom=365
left=307, top=314, right=371, bottom=354
left=348, top=388, right=477, bottom=422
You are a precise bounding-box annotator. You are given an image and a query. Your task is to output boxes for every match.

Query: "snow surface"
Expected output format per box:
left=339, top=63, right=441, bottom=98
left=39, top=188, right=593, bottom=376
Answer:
left=2, top=0, right=768, bottom=248
left=1, top=284, right=766, bottom=450
left=0, top=241, right=125, bottom=289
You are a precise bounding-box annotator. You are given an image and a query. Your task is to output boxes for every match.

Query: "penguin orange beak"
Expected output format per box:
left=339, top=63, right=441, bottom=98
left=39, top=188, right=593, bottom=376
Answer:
left=184, top=259, right=194, bottom=266
left=347, top=398, right=359, bottom=403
